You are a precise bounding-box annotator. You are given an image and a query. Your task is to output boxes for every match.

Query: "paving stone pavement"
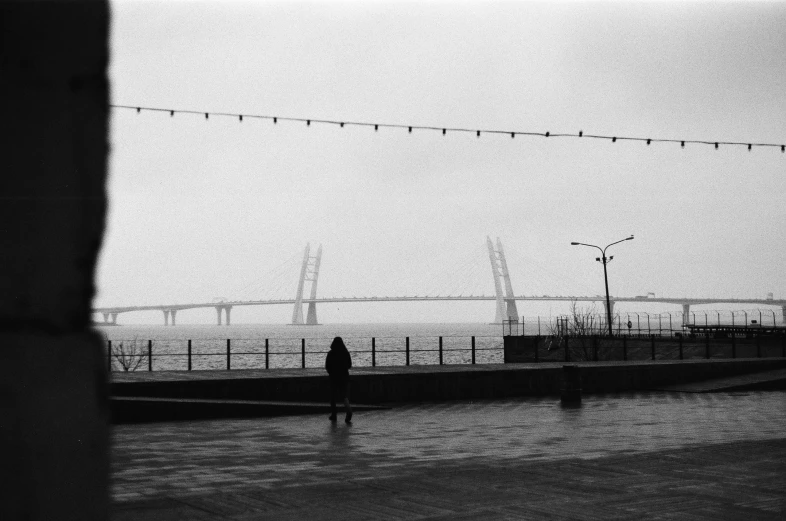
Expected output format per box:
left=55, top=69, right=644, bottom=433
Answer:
left=112, top=391, right=786, bottom=520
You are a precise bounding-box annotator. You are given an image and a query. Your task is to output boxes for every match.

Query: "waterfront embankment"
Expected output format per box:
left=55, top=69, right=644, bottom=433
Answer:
left=111, top=357, right=786, bottom=422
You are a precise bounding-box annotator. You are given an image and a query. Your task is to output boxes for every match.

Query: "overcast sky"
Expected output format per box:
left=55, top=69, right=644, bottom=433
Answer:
left=96, top=0, right=786, bottom=323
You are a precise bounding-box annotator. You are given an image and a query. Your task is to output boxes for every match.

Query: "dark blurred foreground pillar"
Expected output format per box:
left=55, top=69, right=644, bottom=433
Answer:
left=0, top=1, right=110, bottom=519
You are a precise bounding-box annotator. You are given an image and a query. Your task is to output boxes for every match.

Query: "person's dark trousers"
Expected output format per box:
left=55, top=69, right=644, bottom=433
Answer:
left=330, top=379, right=343, bottom=415
left=329, top=379, right=351, bottom=420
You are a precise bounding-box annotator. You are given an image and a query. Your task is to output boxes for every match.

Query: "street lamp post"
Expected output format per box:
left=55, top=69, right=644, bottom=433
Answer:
left=571, top=235, right=634, bottom=337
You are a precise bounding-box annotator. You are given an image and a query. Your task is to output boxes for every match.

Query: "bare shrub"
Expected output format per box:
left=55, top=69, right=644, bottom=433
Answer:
left=112, top=338, right=145, bottom=372
left=546, top=301, right=615, bottom=360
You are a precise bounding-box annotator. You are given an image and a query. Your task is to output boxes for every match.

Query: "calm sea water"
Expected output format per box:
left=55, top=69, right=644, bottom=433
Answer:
left=95, top=323, right=515, bottom=371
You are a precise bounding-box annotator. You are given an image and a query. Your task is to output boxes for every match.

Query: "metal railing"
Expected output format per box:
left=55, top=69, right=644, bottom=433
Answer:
left=107, top=335, right=502, bottom=373
left=503, top=333, right=786, bottom=363
left=505, top=310, right=783, bottom=338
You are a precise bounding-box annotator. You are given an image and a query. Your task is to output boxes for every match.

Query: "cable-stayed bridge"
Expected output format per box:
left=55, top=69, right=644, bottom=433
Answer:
left=94, top=238, right=785, bottom=326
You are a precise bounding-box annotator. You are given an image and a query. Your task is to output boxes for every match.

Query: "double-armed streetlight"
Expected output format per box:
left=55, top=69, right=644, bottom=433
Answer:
left=571, top=235, right=634, bottom=336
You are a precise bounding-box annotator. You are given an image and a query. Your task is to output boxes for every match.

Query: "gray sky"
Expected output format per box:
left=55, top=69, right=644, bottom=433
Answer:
left=97, top=0, right=786, bottom=323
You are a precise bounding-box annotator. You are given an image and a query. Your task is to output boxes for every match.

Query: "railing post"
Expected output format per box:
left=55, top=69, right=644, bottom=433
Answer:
left=107, top=340, right=112, bottom=373
left=439, top=336, right=443, bottom=365
left=564, top=336, right=570, bottom=362
left=372, top=337, right=376, bottom=367
left=148, top=340, right=152, bottom=371
left=471, top=336, right=476, bottom=365
left=188, top=339, right=192, bottom=371
left=679, top=335, right=683, bottom=360
left=622, top=335, right=627, bottom=361
left=651, top=335, right=656, bottom=361
left=265, top=338, right=269, bottom=369
left=406, top=336, right=410, bottom=366
left=302, top=338, right=306, bottom=368
left=227, top=339, right=231, bottom=370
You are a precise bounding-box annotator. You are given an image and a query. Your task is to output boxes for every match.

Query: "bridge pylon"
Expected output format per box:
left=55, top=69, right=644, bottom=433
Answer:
left=487, top=237, right=519, bottom=323
left=291, top=243, right=322, bottom=325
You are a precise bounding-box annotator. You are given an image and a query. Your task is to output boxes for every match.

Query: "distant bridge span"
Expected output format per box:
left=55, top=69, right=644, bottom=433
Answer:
left=95, top=238, right=784, bottom=326
left=93, top=295, right=786, bottom=326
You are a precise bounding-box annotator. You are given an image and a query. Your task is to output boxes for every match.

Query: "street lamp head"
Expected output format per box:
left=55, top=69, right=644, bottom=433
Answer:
left=570, top=242, right=579, bottom=245
left=627, top=235, right=634, bottom=240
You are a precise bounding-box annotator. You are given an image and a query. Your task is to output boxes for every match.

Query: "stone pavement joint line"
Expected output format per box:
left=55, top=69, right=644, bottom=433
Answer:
left=112, top=392, right=786, bottom=520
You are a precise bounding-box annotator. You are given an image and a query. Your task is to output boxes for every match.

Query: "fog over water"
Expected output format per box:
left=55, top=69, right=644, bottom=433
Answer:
left=97, top=2, right=786, bottom=324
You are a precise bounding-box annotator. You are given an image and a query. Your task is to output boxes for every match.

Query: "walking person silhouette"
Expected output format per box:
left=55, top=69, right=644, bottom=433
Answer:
left=325, top=336, right=353, bottom=423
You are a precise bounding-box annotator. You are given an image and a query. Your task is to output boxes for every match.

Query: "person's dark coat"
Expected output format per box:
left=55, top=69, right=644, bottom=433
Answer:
left=325, top=337, right=352, bottom=383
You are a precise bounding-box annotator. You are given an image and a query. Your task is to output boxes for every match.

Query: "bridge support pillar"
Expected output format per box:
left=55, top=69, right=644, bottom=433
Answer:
left=292, top=244, right=322, bottom=325
left=306, top=302, right=318, bottom=325
left=216, top=306, right=223, bottom=326
left=225, top=306, right=231, bottom=326
left=306, top=245, right=322, bottom=325
left=111, top=313, right=117, bottom=324
left=170, top=310, right=177, bottom=326
left=102, top=313, right=109, bottom=323
left=682, top=304, right=690, bottom=325
left=497, top=238, right=520, bottom=322
left=163, top=310, right=170, bottom=326
left=488, top=237, right=518, bottom=323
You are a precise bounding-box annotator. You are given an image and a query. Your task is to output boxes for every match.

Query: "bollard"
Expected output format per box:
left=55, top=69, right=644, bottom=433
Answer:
left=406, top=337, right=410, bottom=366
left=561, top=365, right=581, bottom=404
left=593, top=336, right=598, bottom=362
left=439, top=336, right=443, bottom=365
left=148, top=340, right=152, bottom=371
left=731, top=334, right=736, bottom=359
left=623, top=335, right=627, bottom=361
left=705, top=333, right=710, bottom=359
left=564, top=336, right=570, bottom=362
left=227, top=339, right=231, bottom=370
left=302, top=338, right=306, bottom=368
left=471, top=336, right=476, bottom=365
left=678, top=335, right=683, bottom=360
left=756, top=335, right=761, bottom=358
left=651, top=335, right=656, bottom=361
left=188, top=339, right=192, bottom=371
left=265, top=338, right=269, bottom=369
left=372, top=337, right=376, bottom=367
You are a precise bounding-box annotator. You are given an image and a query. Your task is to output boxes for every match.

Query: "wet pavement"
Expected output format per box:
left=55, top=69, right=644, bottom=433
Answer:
left=112, top=391, right=786, bottom=519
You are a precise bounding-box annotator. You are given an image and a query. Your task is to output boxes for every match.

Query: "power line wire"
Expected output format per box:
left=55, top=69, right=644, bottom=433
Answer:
left=111, top=104, right=785, bottom=153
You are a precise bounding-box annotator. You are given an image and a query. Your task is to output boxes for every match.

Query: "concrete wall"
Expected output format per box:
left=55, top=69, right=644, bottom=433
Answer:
left=111, top=359, right=786, bottom=405
left=0, top=1, right=110, bottom=519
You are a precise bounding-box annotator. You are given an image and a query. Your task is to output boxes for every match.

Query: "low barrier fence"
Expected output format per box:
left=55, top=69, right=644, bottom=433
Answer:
left=106, top=335, right=503, bottom=373
left=503, top=334, right=786, bottom=363
left=107, top=330, right=786, bottom=373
